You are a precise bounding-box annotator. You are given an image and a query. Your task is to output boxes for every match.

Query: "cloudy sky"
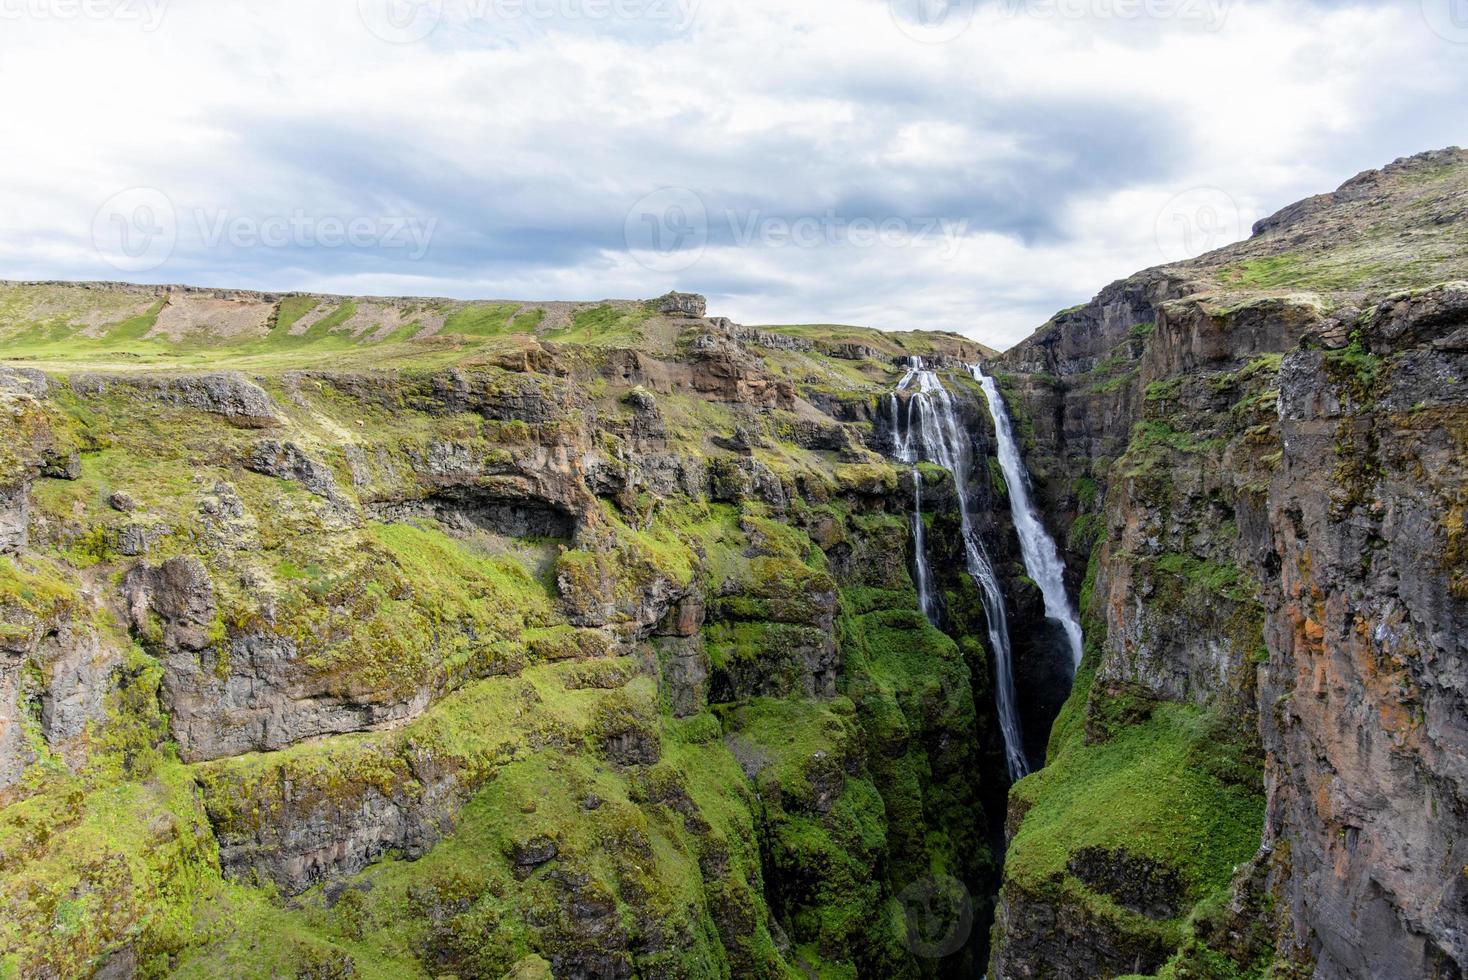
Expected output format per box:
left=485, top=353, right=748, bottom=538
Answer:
left=0, top=0, right=1463, bottom=348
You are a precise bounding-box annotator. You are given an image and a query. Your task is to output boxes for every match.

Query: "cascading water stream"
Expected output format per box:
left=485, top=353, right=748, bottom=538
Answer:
left=890, top=362, right=938, bottom=621
left=972, top=366, right=1085, bottom=669
left=887, top=359, right=1029, bottom=780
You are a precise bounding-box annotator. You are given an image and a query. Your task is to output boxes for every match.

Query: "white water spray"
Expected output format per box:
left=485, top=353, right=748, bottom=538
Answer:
left=972, top=366, right=1085, bottom=669
left=888, top=359, right=1029, bottom=780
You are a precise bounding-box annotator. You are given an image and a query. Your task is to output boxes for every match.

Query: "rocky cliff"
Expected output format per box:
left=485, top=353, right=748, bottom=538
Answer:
left=989, top=147, right=1468, bottom=979
left=0, top=285, right=1038, bottom=978
left=2, top=146, right=1465, bottom=980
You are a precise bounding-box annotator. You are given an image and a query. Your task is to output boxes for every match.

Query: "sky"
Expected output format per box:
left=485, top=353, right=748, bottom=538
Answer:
left=0, top=0, right=1463, bottom=349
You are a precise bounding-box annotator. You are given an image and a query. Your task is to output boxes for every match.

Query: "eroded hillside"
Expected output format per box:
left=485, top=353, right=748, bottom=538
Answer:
left=1, top=287, right=1026, bottom=978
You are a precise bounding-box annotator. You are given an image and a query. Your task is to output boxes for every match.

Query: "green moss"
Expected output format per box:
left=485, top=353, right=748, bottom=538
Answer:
left=1145, top=378, right=1184, bottom=403
left=1090, top=367, right=1139, bottom=395
left=1230, top=254, right=1307, bottom=288
left=254, top=521, right=556, bottom=692
left=833, top=463, right=899, bottom=495
left=1119, top=422, right=1221, bottom=479
left=1322, top=333, right=1383, bottom=396
left=720, top=697, right=890, bottom=969
left=0, top=555, right=78, bottom=623
left=1067, top=514, right=1106, bottom=554
left=1007, top=702, right=1265, bottom=945
left=1072, top=475, right=1100, bottom=510
left=1152, top=553, right=1252, bottom=604
left=510, top=308, right=545, bottom=332
left=271, top=295, right=319, bottom=334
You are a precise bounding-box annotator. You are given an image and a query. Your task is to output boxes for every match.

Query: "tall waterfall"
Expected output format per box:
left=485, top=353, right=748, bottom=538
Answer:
left=889, top=359, right=1029, bottom=780
left=972, top=366, right=1085, bottom=669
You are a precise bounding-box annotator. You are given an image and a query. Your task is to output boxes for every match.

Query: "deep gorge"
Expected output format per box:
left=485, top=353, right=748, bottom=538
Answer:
left=2, top=147, right=1466, bottom=979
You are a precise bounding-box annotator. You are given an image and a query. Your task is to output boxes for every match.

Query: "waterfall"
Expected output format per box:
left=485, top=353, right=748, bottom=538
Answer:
left=909, top=469, right=937, bottom=621
left=888, top=359, right=1030, bottom=780
left=972, top=366, right=1085, bottom=669
left=891, top=362, right=938, bottom=622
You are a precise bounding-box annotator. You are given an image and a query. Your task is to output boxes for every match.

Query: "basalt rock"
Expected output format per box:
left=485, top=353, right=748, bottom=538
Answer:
left=991, top=149, right=1468, bottom=978
left=656, top=291, right=707, bottom=318
left=71, top=371, right=281, bottom=428
left=246, top=440, right=342, bottom=499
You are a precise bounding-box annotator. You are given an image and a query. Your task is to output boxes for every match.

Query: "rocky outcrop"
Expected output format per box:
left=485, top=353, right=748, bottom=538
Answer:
left=70, top=371, right=282, bottom=427
left=656, top=291, right=707, bottom=318
left=0, top=484, right=27, bottom=557
left=246, top=440, right=342, bottom=499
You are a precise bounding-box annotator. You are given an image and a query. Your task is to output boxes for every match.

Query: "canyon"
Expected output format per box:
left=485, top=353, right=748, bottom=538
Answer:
left=1, top=147, right=1465, bottom=979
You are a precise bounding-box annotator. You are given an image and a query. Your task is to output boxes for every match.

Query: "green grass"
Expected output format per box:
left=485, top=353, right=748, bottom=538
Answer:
left=441, top=302, right=520, bottom=337
left=270, top=520, right=556, bottom=689
left=1229, top=254, right=1308, bottom=288
left=1323, top=334, right=1384, bottom=395
left=540, top=303, right=654, bottom=346
left=0, top=554, right=78, bottom=621
left=1007, top=699, right=1265, bottom=943
left=1152, top=553, right=1251, bottom=603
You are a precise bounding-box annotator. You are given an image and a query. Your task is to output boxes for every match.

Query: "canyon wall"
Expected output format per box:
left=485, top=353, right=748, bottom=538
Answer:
left=990, top=148, right=1468, bottom=978
left=0, top=288, right=1034, bottom=978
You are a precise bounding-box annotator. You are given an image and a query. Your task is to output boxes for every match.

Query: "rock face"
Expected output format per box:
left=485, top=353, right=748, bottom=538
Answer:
left=1260, top=294, right=1468, bottom=978
left=656, top=291, right=708, bottom=318
left=70, top=371, right=281, bottom=427
left=990, top=149, right=1468, bottom=978
left=0, top=282, right=999, bottom=978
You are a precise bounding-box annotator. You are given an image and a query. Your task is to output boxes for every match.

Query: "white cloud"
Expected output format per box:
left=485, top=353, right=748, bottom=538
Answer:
left=0, top=0, right=1462, bottom=349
